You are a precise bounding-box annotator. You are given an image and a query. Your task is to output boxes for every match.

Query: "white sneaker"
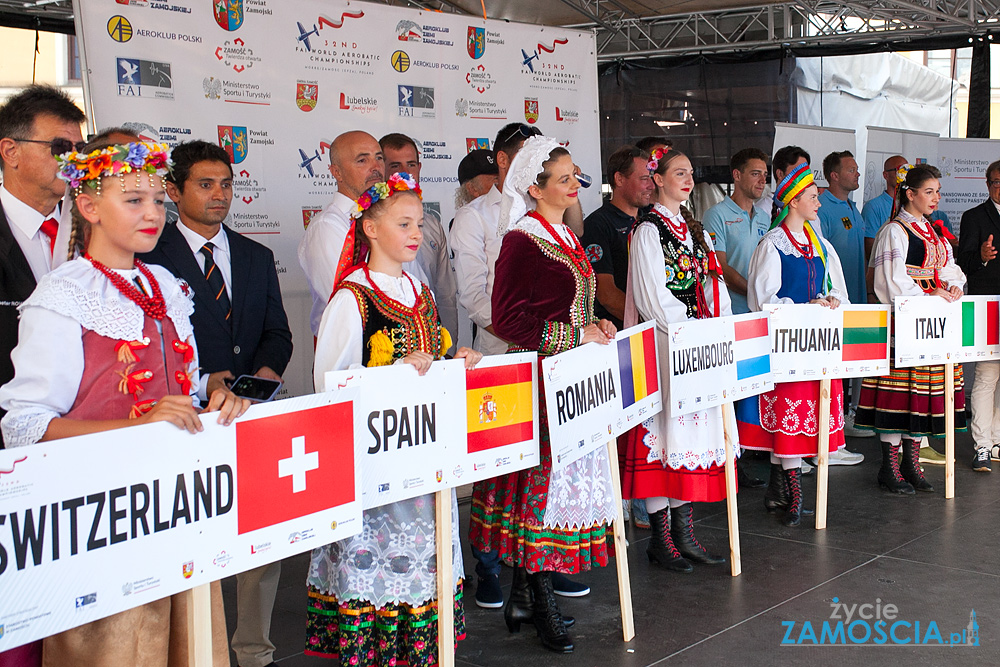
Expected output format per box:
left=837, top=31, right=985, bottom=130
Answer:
left=828, top=445, right=864, bottom=466
left=843, top=409, right=874, bottom=438
left=991, top=445, right=1000, bottom=462
left=801, top=460, right=815, bottom=475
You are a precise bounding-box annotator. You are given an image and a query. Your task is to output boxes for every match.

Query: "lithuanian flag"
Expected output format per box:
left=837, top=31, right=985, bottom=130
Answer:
left=842, top=309, right=889, bottom=361
left=617, top=326, right=658, bottom=408
left=466, top=362, right=534, bottom=453
left=962, top=299, right=1000, bottom=347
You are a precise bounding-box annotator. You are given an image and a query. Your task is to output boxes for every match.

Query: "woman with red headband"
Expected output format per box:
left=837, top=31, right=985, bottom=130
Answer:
left=619, top=147, right=730, bottom=572
left=737, top=163, right=849, bottom=526
left=856, top=164, right=966, bottom=494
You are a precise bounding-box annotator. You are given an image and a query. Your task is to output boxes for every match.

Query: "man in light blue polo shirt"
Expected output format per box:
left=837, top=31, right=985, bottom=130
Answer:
left=862, top=155, right=907, bottom=264
left=703, top=148, right=770, bottom=314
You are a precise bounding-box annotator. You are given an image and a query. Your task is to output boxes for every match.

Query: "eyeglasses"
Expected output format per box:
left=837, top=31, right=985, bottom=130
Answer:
left=12, top=137, right=87, bottom=157
left=988, top=180, right=1000, bottom=187
left=500, top=124, right=542, bottom=147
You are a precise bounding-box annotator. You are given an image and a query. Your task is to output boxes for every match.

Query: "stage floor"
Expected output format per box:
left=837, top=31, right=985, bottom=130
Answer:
left=220, top=429, right=998, bottom=666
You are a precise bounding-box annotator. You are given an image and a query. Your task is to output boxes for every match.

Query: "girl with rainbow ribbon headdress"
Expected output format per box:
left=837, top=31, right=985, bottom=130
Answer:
left=0, top=140, right=249, bottom=666
left=618, top=146, right=732, bottom=573
left=307, top=172, right=481, bottom=665
left=856, top=164, right=967, bottom=494
left=735, top=162, right=851, bottom=526
left=469, top=136, right=617, bottom=655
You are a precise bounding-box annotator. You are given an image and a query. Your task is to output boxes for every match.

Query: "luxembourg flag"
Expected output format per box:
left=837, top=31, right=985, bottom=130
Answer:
left=733, top=314, right=771, bottom=381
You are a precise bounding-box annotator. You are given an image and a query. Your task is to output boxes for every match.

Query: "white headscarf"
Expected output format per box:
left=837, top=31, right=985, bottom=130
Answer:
left=496, top=135, right=564, bottom=236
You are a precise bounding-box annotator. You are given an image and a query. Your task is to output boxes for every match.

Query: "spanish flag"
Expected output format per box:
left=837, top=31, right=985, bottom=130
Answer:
left=842, top=309, right=889, bottom=361
left=466, top=362, right=534, bottom=453
left=617, top=326, right=658, bottom=408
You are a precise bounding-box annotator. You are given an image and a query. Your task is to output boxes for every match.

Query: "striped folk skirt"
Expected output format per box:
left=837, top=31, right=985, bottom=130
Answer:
left=855, top=361, right=966, bottom=437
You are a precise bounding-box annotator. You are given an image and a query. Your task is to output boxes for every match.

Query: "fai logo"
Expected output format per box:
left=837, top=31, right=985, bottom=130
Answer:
left=466, top=138, right=490, bottom=152
left=391, top=50, right=410, bottom=73
left=524, top=97, right=539, bottom=124
left=398, top=85, right=435, bottom=118
left=117, top=58, right=173, bottom=99
left=468, top=26, right=485, bottom=59
left=214, top=0, right=244, bottom=31
left=218, top=125, right=248, bottom=164
left=107, top=15, right=133, bottom=42
left=396, top=19, right=421, bottom=41
left=296, top=81, right=318, bottom=112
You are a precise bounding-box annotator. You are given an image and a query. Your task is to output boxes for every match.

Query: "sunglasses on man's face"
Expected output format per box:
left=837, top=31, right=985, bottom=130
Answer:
left=501, top=124, right=542, bottom=146
left=12, top=137, right=88, bottom=157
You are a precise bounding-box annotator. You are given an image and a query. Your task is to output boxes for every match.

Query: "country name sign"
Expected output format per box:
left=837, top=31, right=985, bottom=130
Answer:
left=666, top=312, right=774, bottom=417
left=0, top=392, right=362, bottom=652
left=766, top=304, right=891, bottom=380
left=542, top=322, right=663, bottom=469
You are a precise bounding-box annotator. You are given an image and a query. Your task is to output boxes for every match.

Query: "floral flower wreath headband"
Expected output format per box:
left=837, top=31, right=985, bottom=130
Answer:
left=895, top=163, right=915, bottom=186
left=350, top=172, right=422, bottom=219
left=647, top=147, right=671, bottom=173
left=56, top=142, right=173, bottom=198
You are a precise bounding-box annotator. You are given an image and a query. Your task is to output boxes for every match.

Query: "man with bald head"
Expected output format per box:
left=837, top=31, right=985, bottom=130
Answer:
left=298, top=130, right=427, bottom=338
left=862, top=154, right=908, bottom=261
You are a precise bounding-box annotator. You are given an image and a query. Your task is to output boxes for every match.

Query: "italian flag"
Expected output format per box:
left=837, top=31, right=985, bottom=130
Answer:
left=962, top=299, right=1000, bottom=347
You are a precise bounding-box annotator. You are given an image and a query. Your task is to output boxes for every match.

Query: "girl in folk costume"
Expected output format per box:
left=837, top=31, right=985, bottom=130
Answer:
left=469, top=137, right=617, bottom=654
left=0, top=141, right=248, bottom=667
left=307, top=173, right=481, bottom=667
left=856, top=165, right=966, bottom=494
left=736, top=163, right=850, bottom=526
left=619, top=148, right=730, bottom=572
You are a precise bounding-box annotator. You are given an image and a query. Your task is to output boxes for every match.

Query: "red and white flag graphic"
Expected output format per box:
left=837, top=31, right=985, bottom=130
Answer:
left=236, top=402, right=354, bottom=534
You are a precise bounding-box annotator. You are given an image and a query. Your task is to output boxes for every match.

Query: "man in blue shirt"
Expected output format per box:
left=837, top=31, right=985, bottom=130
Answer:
left=862, top=155, right=907, bottom=266
left=703, top=148, right=771, bottom=314
left=816, top=150, right=872, bottom=455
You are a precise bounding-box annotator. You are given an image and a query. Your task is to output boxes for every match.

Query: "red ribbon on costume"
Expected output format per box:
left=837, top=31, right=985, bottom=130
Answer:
left=172, top=339, right=195, bottom=365
left=174, top=370, right=193, bottom=396
left=115, top=339, right=149, bottom=364
left=118, top=367, right=153, bottom=399
left=932, top=219, right=956, bottom=242
left=129, top=399, right=157, bottom=420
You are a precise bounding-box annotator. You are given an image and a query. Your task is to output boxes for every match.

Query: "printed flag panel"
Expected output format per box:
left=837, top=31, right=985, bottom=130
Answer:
left=734, top=316, right=771, bottom=380
left=466, top=361, right=534, bottom=453
left=843, top=309, right=889, bottom=361
left=617, top=326, right=658, bottom=408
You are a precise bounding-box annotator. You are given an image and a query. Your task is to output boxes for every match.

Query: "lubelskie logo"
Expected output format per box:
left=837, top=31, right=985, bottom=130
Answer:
left=781, top=598, right=980, bottom=646
left=213, top=0, right=243, bottom=31
left=468, top=26, right=485, bottom=59
left=218, top=125, right=248, bottom=164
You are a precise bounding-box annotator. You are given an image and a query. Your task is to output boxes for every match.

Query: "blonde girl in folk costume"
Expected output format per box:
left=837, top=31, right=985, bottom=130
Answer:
left=736, top=163, right=850, bottom=526
left=307, top=172, right=481, bottom=667
left=469, top=136, right=618, bottom=654
left=856, top=164, right=966, bottom=494
left=619, top=147, right=730, bottom=572
left=0, top=141, right=249, bottom=667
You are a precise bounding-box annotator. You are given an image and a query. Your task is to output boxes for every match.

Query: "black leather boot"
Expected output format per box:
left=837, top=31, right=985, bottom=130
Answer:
left=900, top=439, right=934, bottom=492
left=528, top=572, right=574, bottom=654
left=646, top=508, right=692, bottom=572
left=782, top=468, right=808, bottom=527
left=763, top=463, right=788, bottom=512
left=670, top=503, right=726, bottom=565
left=878, top=442, right=916, bottom=495
left=504, top=566, right=575, bottom=632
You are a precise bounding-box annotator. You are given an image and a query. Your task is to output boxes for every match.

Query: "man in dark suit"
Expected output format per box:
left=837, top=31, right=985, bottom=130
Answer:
left=958, top=159, right=1000, bottom=473
left=139, top=140, right=292, bottom=667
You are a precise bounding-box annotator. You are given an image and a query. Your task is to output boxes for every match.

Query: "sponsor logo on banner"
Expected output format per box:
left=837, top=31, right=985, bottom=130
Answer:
left=213, top=0, right=244, bottom=31
left=296, top=81, right=318, bottom=111
left=391, top=50, right=410, bottom=72
left=468, top=26, right=485, bottom=58
left=293, top=12, right=378, bottom=74
left=108, top=15, right=133, bottom=42
left=435, top=469, right=443, bottom=483
left=467, top=64, right=496, bottom=93
left=466, top=138, right=490, bottom=152
left=115, top=0, right=192, bottom=13
left=524, top=97, right=539, bottom=124
left=117, top=58, right=173, bottom=99
left=378, top=482, right=390, bottom=493
left=395, top=20, right=453, bottom=46
left=417, top=140, right=451, bottom=161
left=122, top=582, right=132, bottom=595
left=339, top=92, right=378, bottom=114
left=0, top=625, right=4, bottom=639
left=75, top=593, right=97, bottom=610
left=398, top=85, right=435, bottom=118
left=203, top=76, right=222, bottom=99
left=555, top=106, right=579, bottom=123
left=235, top=403, right=355, bottom=534
left=121, top=576, right=161, bottom=596
left=203, top=76, right=271, bottom=104
left=250, top=542, right=272, bottom=555
left=215, top=37, right=261, bottom=73
left=455, top=97, right=508, bottom=120
left=218, top=125, right=248, bottom=164
left=182, top=561, right=195, bottom=578
left=288, top=528, right=316, bottom=544
left=519, top=38, right=582, bottom=90
left=231, top=168, right=270, bottom=210
left=396, top=20, right=421, bottom=41
left=301, top=207, right=322, bottom=229
left=213, top=550, right=233, bottom=568
left=120, top=122, right=192, bottom=146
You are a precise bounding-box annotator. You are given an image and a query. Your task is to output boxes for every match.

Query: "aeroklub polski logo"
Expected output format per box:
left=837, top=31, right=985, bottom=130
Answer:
left=781, top=597, right=980, bottom=647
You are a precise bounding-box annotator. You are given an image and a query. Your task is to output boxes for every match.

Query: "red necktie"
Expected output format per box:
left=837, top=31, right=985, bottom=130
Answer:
left=39, top=218, right=58, bottom=257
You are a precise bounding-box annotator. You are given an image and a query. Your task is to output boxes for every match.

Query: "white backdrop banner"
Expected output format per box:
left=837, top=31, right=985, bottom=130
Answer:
left=0, top=392, right=362, bottom=651
left=766, top=304, right=890, bottom=381
left=773, top=122, right=856, bottom=189
left=938, top=137, right=1000, bottom=235
left=75, top=0, right=602, bottom=397
left=863, top=126, right=939, bottom=205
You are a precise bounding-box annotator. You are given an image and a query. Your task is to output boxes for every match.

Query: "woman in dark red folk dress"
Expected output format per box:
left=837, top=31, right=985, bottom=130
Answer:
left=469, top=137, right=617, bottom=654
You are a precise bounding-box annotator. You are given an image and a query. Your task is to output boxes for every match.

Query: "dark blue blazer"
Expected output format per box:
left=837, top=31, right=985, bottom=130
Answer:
left=139, top=221, right=292, bottom=381
left=0, top=201, right=39, bottom=430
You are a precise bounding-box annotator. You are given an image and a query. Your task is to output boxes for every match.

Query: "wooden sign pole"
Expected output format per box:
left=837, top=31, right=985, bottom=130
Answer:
left=720, top=403, right=742, bottom=577
left=944, top=362, right=956, bottom=499
left=815, top=379, right=832, bottom=530
left=435, top=490, right=456, bottom=667
left=186, top=583, right=213, bottom=667
left=605, top=440, right=636, bottom=641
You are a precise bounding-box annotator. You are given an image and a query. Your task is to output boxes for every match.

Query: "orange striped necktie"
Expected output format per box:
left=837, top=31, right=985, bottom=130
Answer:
left=199, top=242, right=232, bottom=323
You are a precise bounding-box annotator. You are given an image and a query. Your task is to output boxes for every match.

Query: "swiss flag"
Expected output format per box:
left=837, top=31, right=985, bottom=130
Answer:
left=235, top=402, right=354, bottom=534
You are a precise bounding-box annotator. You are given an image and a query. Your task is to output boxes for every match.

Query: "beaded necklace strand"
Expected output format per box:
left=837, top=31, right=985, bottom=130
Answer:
left=527, top=210, right=593, bottom=277
left=85, top=255, right=167, bottom=320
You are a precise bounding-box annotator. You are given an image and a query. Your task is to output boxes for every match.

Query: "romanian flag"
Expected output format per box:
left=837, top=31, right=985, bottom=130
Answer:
left=842, top=309, right=889, bottom=361
left=466, top=362, right=534, bottom=453
left=617, top=326, right=659, bottom=408
left=962, top=299, right=1000, bottom=347
left=734, top=315, right=770, bottom=380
